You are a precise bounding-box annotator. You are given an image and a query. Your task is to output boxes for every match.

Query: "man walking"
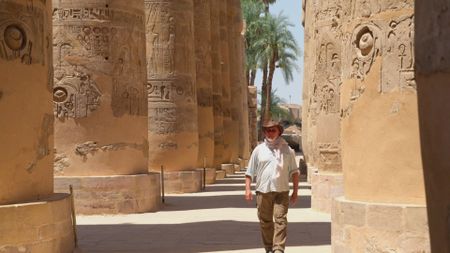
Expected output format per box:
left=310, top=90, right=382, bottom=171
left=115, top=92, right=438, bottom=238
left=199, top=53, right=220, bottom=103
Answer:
left=245, top=120, right=299, bottom=253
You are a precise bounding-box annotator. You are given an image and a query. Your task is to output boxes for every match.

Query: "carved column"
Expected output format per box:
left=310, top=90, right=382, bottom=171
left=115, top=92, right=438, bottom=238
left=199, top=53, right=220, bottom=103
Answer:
left=332, top=1, right=430, bottom=251
left=53, top=0, right=160, bottom=214
left=416, top=1, right=450, bottom=251
left=248, top=86, right=258, bottom=151
left=210, top=0, right=224, bottom=170
left=237, top=2, right=251, bottom=163
left=307, top=0, right=344, bottom=213
left=219, top=0, right=233, bottom=165
left=193, top=0, right=216, bottom=183
left=227, top=0, right=241, bottom=165
left=0, top=1, right=74, bottom=251
left=145, top=0, right=201, bottom=193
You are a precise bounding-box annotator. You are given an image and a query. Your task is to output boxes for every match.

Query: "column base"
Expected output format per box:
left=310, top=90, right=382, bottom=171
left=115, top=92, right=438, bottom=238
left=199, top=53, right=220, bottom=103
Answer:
left=54, top=173, right=161, bottom=215
left=221, top=163, right=234, bottom=175
left=196, top=168, right=217, bottom=185
left=233, top=164, right=240, bottom=173
left=332, top=197, right=431, bottom=252
left=311, top=172, right=344, bottom=213
left=307, top=163, right=317, bottom=183
left=216, top=170, right=226, bottom=180
left=162, top=170, right=202, bottom=193
left=0, top=193, right=75, bottom=253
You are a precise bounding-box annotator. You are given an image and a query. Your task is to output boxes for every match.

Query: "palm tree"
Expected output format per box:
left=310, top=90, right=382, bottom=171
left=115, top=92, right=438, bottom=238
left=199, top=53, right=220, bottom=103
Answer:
left=262, top=0, right=276, bottom=15
left=254, top=13, right=299, bottom=130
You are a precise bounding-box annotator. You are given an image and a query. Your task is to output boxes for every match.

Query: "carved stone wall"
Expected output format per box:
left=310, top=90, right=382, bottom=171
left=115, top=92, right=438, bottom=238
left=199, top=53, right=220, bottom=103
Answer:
left=0, top=0, right=54, bottom=204
left=210, top=0, right=224, bottom=168
left=193, top=0, right=214, bottom=168
left=145, top=0, right=198, bottom=171
left=219, top=0, right=232, bottom=163
left=53, top=0, right=148, bottom=176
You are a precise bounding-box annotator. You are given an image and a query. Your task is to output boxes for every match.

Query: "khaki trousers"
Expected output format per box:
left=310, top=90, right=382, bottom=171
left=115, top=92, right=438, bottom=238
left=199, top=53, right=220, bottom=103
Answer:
left=256, top=191, right=289, bottom=251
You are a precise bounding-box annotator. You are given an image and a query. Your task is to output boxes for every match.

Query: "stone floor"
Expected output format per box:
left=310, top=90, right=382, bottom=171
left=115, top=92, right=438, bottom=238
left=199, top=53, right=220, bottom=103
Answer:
left=74, top=169, right=331, bottom=253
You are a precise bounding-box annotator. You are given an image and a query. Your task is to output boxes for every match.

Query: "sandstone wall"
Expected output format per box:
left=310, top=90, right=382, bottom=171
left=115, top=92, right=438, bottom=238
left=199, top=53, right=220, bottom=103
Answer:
left=145, top=0, right=199, bottom=171
left=53, top=0, right=148, bottom=176
left=0, top=0, right=54, bottom=204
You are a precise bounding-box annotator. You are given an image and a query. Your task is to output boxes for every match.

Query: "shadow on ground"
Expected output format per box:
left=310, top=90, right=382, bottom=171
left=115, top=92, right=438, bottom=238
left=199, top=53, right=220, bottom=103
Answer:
left=77, top=221, right=330, bottom=253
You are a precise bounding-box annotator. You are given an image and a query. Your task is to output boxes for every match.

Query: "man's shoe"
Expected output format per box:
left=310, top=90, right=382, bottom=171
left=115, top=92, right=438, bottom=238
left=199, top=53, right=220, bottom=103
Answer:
left=265, top=249, right=273, bottom=253
left=273, top=250, right=284, bottom=253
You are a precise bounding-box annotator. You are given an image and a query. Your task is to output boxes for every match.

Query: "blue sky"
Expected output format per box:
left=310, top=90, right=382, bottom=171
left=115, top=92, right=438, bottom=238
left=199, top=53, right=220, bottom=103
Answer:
left=253, top=0, right=305, bottom=105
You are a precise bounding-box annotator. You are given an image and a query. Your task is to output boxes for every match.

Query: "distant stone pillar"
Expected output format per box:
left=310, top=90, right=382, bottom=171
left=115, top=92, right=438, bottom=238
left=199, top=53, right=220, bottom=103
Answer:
left=415, top=1, right=450, bottom=251
left=210, top=0, right=225, bottom=169
left=53, top=0, right=160, bottom=214
left=227, top=0, right=241, bottom=165
left=237, top=4, right=251, bottom=162
left=145, top=0, right=201, bottom=193
left=219, top=0, right=233, bottom=164
left=193, top=0, right=216, bottom=181
left=248, top=86, right=258, bottom=150
left=305, top=0, right=343, bottom=213
left=0, top=1, right=74, bottom=251
left=332, top=1, right=430, bottom=251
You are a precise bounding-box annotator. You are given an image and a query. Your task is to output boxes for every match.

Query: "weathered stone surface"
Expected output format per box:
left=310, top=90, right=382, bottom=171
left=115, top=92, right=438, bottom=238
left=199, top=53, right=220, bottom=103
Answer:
left=311, top=172, right=344, bottom=214
left=0, top=194, right=74, bottom=253
left=248, top=86, right=258, bottom=150
left=332, top=197, right=431, bottom=252
left=227, top=0, right=243, bottom=163
left=53, top=0, right=148, bottom=176
left=221, top=164, right=235, bottom=176
left=196, top=167, right=217, bottom=185
left=0, top=0, right=53, bottom=205
left=210, top=0, right=225, bottom=168
left=194, top=0, right=214, bottom=168
left=162, top=170, right=202, bottom=193
left=219, top=0, right=232, bottom=163
left=215, top=170, right=226, bottom=180
left=415, top=1, right=450, bottom=251
left=145, top=0, right=199, bottom=171
left=54, top=174, right=161, bottom=214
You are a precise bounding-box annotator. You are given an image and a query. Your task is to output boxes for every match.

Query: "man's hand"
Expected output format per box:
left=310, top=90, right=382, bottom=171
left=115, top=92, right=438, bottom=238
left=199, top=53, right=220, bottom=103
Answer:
left=245, top=189, right=253, bottom=202
left=290, top=191, right=298, bottom=206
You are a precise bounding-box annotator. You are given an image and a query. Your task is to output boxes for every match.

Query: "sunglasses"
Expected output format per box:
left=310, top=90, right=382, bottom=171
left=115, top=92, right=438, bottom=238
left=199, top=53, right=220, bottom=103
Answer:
left=265, top=128, right=278, bottom=133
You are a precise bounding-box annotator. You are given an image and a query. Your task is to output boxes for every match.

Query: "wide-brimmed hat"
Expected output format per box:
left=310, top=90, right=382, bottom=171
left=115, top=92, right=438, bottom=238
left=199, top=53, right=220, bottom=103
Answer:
left=262, top=120, right=284, bottom=135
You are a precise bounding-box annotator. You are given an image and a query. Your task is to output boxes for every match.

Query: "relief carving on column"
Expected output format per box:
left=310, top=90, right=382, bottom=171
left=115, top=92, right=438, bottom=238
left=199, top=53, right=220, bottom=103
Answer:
left=383, top=15, right=415, bottom=92
left=0, top=1, right=46, bottom=65
left=53, top=6, right=147, bottom=118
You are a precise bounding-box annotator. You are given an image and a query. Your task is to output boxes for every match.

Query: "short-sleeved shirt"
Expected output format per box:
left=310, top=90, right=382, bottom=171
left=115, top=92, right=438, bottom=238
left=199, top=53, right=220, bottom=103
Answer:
left=245, top=139, right=299, bottom=193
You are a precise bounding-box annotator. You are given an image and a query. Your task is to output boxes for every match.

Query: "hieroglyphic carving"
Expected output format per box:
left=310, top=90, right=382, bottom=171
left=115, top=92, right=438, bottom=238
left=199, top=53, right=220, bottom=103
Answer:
left=0, top=1, right=46, bottom=65
left=383, top=15, right=415, bottom=92
left=318, top=142, right=341, bottom=170
left=145, top=2, right=175, bottom=78
left=53, top=6, right=147, bottom=118
left=53, top=71, right=101, bottom=118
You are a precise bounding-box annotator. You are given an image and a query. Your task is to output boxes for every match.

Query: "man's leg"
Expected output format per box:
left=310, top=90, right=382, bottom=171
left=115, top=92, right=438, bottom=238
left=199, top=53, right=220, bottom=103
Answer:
left=256, top=192, right=275, bottom=251
left=272, top=191, right=289, bottom=252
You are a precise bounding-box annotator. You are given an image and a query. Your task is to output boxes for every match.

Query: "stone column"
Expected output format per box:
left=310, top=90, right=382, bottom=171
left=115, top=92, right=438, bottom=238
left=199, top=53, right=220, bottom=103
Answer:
left=53, top=0, right=160, bottom=214
left=145, top=0, right=201, bottom=193
left=305, top=0, right=344, bottom=213
left=0, top=1, right=74, bottom=251
left=238, top=7, right=251, bottom=164
left=415, top=1, right=450, bottom=251
left=332, top=1, right=430, bottom=251
left=248, top=86, right=258, bottom=150
left=219, top=0, right=233, bottom=165
left=227, top=0, right=241, bottom=166
left=193, top=0, right=216, bottom=183
left=210, top=0, right=225, bottom=170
